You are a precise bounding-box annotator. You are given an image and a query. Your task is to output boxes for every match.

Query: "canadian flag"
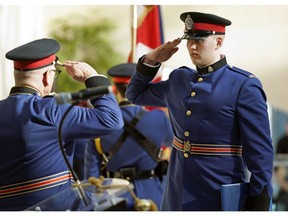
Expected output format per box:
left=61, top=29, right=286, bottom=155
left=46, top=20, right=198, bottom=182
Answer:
left=128, top=5, right=164, bottom=82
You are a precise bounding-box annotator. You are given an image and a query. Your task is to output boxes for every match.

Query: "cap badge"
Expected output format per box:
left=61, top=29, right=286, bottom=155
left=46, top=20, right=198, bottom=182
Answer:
left=185, top=15, right=194, bottom=32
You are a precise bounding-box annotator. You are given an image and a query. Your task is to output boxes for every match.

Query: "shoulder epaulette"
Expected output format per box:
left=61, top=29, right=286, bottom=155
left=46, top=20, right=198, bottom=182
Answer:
left=178, top=66, right=196, bottom=73
left=227, top=65, right=256, bottom=78
left=179, top=66, right=193, bottom=71
left=179, top=66, right=190, bottom=69
left=43, top=92, right=55, bottom=98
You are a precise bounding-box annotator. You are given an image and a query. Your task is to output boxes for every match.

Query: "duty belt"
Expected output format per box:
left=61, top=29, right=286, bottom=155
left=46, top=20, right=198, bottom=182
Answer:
left=106, top=167, right=156, bottom=181
left=0, top=171, right=73, bottom=199
left=173, top=136, right=242, bottom=158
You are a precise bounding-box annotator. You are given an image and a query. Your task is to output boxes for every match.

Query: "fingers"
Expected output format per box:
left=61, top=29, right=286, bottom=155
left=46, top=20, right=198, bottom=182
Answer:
left=62, top=61, right=78, bottom=72
left=157, top=38, right=181, bottom=61
left=63, top=60, right=79, bottom=69
left=165, top=38, right=181, bottom=49
left=61, top=61, right=98, bottom=82
left=169, top=47, right=179, bottom=56
left=170, top=38, right=181, bottom=46
left=160, top=38, right=181, bottom=54
left=63, top=60, right=78, bottom=65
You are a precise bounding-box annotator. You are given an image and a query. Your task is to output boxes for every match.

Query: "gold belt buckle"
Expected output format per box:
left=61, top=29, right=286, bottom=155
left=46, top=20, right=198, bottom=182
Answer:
left=183, top=141, right=191, bottom=158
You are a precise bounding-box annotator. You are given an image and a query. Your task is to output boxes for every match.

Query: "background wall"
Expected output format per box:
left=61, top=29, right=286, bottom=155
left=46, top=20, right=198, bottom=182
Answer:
left=1, top=4, right=288, bottom=113
left=43, top=5, right=288, bottom=113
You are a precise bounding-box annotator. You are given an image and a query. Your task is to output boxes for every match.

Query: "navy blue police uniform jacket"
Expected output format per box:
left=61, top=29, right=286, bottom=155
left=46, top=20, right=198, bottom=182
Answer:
left=0, top=76, right=123, bottom=210
left=84, top=103, right=173, bottom=209
left=126, top=56, right=274, bottom=211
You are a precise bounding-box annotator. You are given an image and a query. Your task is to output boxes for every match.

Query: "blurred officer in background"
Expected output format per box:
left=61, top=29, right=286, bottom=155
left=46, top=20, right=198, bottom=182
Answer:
left=84, top=63, right=173, bottom=210
left=0, top=38, right=123, bottom=210
left=276, top=121, right=288, bottom=153
left=126, top=11, right=274, bottom=211
left=274, top=121, right=288, bottom=210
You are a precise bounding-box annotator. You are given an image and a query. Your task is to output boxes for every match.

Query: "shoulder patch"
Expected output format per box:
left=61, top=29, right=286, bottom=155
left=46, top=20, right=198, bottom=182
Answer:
left=178, top=66, right=191, bottom=70
left=43, top=92, right=55, bottom=98
left=227, top=65, right=256, bottom=78
left=178, top=66, right=196, bottom=73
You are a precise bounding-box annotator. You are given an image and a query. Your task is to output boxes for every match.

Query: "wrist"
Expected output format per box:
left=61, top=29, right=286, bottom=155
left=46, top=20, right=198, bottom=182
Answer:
left=143, top=54, right=159, bottom=66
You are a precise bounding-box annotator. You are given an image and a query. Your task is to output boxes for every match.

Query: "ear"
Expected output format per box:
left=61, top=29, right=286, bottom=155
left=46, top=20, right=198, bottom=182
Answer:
left=111, top=85, right=118, bottom=95
left=42, top=71, right=49, bottom=87
left=215, top=37, right=223, bottom=50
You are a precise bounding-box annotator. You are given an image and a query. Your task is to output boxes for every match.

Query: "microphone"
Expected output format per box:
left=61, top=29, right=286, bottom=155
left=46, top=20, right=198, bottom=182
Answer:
left=54, top=85, right=112, bottom=104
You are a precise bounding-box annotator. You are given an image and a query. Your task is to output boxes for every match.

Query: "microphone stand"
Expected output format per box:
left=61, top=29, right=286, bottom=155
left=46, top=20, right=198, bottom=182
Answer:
left=57, top=101, right=90, bottom=207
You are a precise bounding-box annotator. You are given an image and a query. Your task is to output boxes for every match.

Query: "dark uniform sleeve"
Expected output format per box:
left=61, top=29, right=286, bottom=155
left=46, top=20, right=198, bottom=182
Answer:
left=236, top=77, right=274, bottom=211
left=50, top=75, right=124, bottom=141
left=126, top=56, right=168, bottom=107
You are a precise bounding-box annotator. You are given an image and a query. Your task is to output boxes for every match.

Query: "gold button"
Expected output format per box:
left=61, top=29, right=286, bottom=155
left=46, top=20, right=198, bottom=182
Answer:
left=184, top=131, right=189, bottom=137
left=186, top=110, right=192, bottom=116
left=191, top=92, right=196, bottom=97
left=198, top=77, right=203, bottom=82
left=184, top=153, right=189, bottom=158
left=208, top=66, right=214, bottom=73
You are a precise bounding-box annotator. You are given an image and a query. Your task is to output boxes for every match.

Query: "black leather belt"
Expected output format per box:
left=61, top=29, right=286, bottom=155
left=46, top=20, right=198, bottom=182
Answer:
left=106, top=167, right=156, bottom=181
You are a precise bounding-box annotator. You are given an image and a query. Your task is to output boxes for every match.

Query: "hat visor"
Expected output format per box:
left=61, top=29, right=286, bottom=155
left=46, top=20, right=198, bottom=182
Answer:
left=181, top=32, right=211, bottom=40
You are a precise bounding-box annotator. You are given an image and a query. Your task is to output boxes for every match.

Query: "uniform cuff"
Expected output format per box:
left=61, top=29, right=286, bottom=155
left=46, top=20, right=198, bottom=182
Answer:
left=136, top=55, right=161, bottom=77
left=245, top=186, right=271, bottom=211
left=85, top=75, right=111, bottom=88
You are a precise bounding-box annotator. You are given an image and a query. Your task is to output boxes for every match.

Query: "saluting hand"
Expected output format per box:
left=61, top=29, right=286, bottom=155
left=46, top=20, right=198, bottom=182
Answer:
left=144, top=38, right=181, bottom=65
left=63, top=61, right=98, bottom=83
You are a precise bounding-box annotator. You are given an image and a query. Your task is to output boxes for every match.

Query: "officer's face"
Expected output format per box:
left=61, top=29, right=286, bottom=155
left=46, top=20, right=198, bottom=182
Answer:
left=186, top=36, right=220, bottom=67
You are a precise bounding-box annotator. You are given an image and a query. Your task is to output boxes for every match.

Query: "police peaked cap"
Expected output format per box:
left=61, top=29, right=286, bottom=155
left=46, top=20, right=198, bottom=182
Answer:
left=5, top=38, right=60, bottom=71
left=107, top=63, right=136, bottom=84
left=180, top=12, right=232, bottom=40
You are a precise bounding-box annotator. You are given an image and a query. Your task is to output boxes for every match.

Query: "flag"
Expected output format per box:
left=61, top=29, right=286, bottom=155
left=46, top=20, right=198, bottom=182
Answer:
left=128, top=5, right=164, bottom=82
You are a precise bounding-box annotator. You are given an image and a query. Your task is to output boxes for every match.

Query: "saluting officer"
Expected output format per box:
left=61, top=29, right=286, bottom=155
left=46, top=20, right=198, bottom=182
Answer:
left=84, top=63, right=173, bottom=210
left=126, top=12, right=274, bottom=211
left=0, top=38, right=123, bottom=210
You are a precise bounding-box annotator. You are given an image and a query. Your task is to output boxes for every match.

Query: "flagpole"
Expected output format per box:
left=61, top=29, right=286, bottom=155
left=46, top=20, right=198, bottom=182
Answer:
left=131, top=5, right=137, bottom=63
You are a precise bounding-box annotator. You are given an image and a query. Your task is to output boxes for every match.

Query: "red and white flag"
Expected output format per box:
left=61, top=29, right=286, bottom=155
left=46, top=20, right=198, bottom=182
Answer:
left=128, top=5, right=164, bottom=82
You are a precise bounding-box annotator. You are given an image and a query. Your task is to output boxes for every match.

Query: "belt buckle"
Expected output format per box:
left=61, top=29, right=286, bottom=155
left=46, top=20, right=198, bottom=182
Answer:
left=119, top=167, right=136, bottom=181
left=183, top=141, right=191, bottom=158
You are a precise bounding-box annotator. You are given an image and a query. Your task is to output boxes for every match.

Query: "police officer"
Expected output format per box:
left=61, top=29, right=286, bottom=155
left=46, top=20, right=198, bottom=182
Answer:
left=274, top=121, right=288, bottom=210
left=126, top=12, right=274, bottom=211
left=84, top=63, right=173, bottom=210
left=0, top=38, right=123, bottom=210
